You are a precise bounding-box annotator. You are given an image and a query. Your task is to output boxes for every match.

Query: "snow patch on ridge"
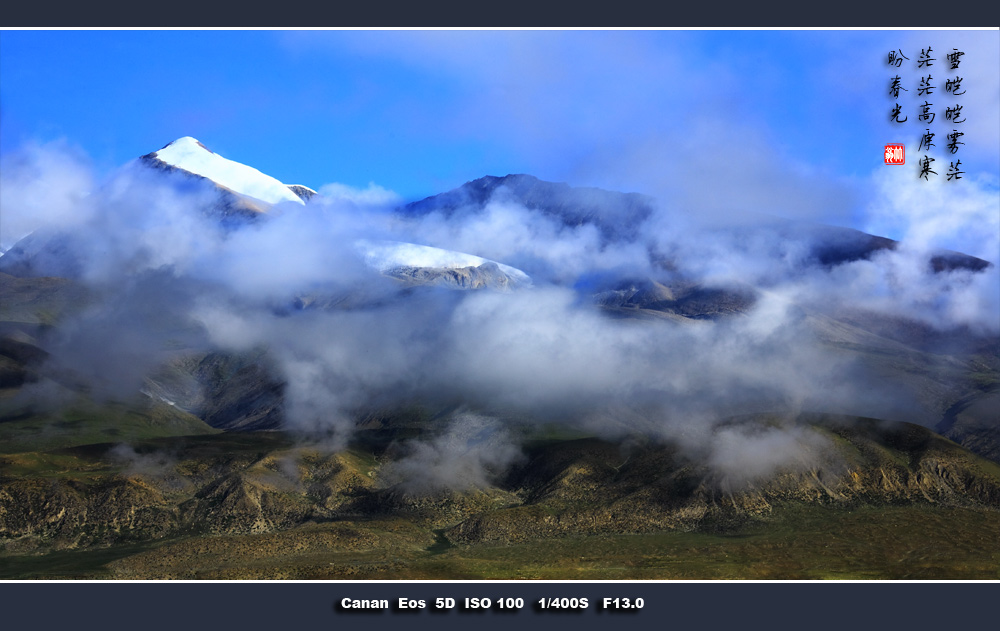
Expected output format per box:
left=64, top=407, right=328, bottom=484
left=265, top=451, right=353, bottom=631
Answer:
left=356, top=239, right=531, bottom=283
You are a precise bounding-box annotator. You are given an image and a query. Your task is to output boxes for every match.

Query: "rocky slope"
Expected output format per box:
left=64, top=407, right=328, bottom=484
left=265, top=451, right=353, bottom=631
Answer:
left=3, top=415, right=999, bottom=558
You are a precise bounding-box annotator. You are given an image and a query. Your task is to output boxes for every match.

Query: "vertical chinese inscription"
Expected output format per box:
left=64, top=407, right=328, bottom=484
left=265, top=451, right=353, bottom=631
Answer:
left=885, top=45, right=968, bottom=180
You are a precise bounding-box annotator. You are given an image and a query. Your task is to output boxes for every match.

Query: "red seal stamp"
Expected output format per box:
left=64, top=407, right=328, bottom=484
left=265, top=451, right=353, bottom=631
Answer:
left=884, top=143, right=905, bottom=165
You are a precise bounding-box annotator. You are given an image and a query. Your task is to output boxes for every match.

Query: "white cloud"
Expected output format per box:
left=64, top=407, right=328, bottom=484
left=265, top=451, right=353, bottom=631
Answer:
left=0, top=140, right=96, bottom=251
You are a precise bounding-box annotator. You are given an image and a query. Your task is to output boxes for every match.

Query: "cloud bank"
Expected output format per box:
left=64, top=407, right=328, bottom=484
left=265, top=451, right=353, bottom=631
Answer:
left=1, top=140, right=996, bottom=491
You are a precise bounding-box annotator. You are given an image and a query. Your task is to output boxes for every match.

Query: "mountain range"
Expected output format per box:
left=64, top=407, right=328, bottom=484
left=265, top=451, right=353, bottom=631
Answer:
left=1, top=137, right=997, bottom=579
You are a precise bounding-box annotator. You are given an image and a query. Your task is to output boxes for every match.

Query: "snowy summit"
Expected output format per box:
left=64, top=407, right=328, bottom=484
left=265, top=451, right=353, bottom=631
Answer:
left=153, top=137, right=305, bottom=206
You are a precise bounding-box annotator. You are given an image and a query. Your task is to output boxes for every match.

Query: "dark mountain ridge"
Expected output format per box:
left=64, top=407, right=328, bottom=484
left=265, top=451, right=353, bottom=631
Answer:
left=404, top=174, right=658, bottom=242
left=402, top=174, right=992, bottom=274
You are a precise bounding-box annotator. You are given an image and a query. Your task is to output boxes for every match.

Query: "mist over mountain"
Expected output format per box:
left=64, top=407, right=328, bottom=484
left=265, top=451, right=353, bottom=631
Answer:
left=401, top=173, right=991, bottom=283
left=1, top=137, right=997, bottom=491
left=404, top=174, right=658, bottom=243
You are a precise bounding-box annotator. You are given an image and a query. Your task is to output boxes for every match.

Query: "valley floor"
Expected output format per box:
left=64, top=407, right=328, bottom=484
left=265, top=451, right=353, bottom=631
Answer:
left=3, top=503, right=998, bottom=580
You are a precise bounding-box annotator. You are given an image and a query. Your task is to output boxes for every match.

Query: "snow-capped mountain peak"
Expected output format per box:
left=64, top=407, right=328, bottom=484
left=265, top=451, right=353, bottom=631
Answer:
left=152, top=137, right=305, bottom=206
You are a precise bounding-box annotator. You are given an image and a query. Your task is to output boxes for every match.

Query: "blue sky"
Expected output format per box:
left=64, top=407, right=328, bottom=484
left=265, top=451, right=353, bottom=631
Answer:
left=1, top=29, right=998, bottom=248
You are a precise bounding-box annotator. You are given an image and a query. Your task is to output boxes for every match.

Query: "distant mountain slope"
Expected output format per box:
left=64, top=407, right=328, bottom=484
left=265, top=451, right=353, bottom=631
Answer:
left=403, top=174, right=991, bottom=273
left=0, top=231, right=89, bottom=279
left=404, top=174, right=657, bottom=242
